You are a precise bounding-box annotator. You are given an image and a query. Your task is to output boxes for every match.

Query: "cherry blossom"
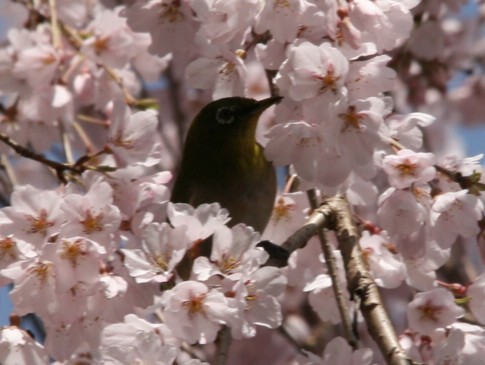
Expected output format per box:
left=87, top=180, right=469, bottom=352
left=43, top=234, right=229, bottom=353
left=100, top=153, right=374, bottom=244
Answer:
left=276, top=41, right=349, bottom=105
left=192, top=223, right=266, bottom=281
left=100, top=314, right=179, bottom=365
left=430, top=190, right=484, bottom=249
left=0, top=185, right=63, bottom=248
left=107, top=100, right=161, bottom=167
left=0, top=326, right=48, bottom=365
left=359, top=231, right=406, bottom=289
left=300, top=336, right=373, bottom=365
left=467, top=272, right=485, bottom=325
left=228, top=266, right=287, bottom=339
left=382, top=149, right=436, bottom=189
left=189, top=0, right=261, bottom=44
left=255, top=0, right=305, bottom=43
left=123, top=0, right=197, bottom=57
left=161, top=281, right=231, bottom=344
left=167, top=202, right=230, bottom=242
left=122, top=222, right=191, bottom=283
left=407, top=288, right=465, bottom=335
left=0, top=0, right=483, bottom=363
left=59, top=178, right=121, bottom=250
left=185, top=42, right=247, bottom=99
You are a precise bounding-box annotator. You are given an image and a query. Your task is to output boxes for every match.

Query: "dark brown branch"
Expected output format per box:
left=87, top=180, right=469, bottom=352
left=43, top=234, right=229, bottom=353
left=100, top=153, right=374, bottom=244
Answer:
left=0, top=133, right=112, bottom=184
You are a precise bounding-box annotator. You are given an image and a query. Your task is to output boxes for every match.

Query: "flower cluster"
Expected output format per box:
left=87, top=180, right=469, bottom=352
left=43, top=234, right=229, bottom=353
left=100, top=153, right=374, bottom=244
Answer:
left=0, top=0, right=484, bottom=365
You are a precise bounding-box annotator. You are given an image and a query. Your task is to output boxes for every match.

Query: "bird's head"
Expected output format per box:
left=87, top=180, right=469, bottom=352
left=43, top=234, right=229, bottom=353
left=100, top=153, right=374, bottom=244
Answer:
left=184, top=96, right=283, bottom=150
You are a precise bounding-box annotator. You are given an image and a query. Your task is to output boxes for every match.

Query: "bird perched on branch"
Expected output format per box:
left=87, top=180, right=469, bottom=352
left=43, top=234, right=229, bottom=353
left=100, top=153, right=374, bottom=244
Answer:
left=171, top=96, right=282, bottom=234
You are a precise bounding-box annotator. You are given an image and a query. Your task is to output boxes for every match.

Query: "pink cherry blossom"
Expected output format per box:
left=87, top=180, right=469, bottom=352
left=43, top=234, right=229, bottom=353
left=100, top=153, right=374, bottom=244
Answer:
left=276, top=41, right=349, bottom=104
left=359, top=231, right=406, bottom=289
left=262, top=192, right=309, bottom=244
left=189, top=0, right=261, bottom=44
left=0, top=326, right=48, bottom=365
left=430, top=190, right=484, bottom=249
left=185, top=43, right=247, bottom=99
left=167, top=202, right=230, bottom=241
left=382, top=149, right=436, bottom=189
left=82, top=8, right=136, bottom=69
left=123, top=0, right=197, bottom=57
left=228, top=266, right=287, bottom=339
left=466, top=272, right=485, bottom=325
left=192, top=224, right=266, bottom=281
left=100, top=314, right=178, bottom=365
left=59, top=178, right=121, bottom=250
left=107, top=100, right=161, bottom=167
left=255, top=0, right=305, bottom=43
left=13, top=44, right=61, bottom=89
left=122, top=222, right=191, bottom=283
left=300, top=336, right=373, bottom=365
left=407, top=288, right=465, bottom=335
left=0, top=185, right=63, bottom=248
left=161, top=281, right=231, bottom=344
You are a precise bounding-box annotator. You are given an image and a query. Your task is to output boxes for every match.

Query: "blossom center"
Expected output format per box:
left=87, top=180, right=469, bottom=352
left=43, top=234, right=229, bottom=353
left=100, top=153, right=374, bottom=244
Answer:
left=183, top=293, right=207, bottom=317
left=160, top=1, right=184, bottom=23
left=25, top=209, right=55, bottom=235
left=418, top=300, right=443, bottom=322
left=28, top=262, right=53, bottom=285
left=94, top=36, right=110, bottom=55
left=314, top=65, right=339, bottom=93
left=80, top=210, right=104, bottom=234
left=272, top=197, right=294, bottom=223
left=155, top=253, right=170, bottom=271
left=220, top=254, right=239, bottom=274
left=61, top=239, right=87, bottom=267
left=340, top=106, right=364, bottom=132
left=396, top=159, right=419, bottom=176
left=274, top=0, right=290, bottom=9
left=0, top=236, right=17, bottom=260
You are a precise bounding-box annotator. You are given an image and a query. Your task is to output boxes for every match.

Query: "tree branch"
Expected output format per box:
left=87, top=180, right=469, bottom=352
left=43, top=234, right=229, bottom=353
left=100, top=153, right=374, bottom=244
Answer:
left=325, top=196, right=415, bottom=365
left=0, top=133, right=112, bottom=184
left=214, top=326, right=232, bottom=365
left=307, top=189, right=358, bottom=349
left=268, top=195, right=416, bottom=365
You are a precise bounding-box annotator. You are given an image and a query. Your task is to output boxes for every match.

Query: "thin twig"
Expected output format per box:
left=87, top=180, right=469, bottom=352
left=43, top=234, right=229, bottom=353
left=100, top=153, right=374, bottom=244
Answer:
left=48, top=0, right=62, bottom=49
left=0, top=133, right=111, bottom=183
left=307, top=189, right=357, bottom=349
left=72, top=121, right=97, bottom=154
left=59, top=121, right=74, bottom=164
left=165, top=65, right=186, bottom=147
left=214, top=326, right=232, bottom=365
left=265, top=69, right=278, bottom=97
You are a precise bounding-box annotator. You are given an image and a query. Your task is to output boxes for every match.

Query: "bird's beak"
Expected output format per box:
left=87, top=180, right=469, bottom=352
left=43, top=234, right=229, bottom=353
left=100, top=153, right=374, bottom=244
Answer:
left=247, top=96, right=283, bottom=117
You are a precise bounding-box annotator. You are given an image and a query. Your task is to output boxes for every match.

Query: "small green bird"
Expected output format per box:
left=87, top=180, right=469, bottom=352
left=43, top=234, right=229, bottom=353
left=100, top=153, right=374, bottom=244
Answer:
left=171, top=96, right=283, bottom=234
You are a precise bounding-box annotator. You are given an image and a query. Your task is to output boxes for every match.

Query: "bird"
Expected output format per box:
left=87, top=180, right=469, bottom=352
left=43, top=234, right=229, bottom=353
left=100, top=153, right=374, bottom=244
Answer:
left=171, top=96, right=283, bottom=234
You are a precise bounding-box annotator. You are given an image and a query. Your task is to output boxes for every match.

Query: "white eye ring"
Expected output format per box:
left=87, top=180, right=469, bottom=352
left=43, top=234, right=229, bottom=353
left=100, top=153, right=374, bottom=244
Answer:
left=216, top=106, right=236, bottom=125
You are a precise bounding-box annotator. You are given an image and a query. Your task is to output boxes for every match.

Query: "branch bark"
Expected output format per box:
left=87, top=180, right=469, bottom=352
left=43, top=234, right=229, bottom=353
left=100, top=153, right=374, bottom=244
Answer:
left=271, top=195, right=416, bottom=365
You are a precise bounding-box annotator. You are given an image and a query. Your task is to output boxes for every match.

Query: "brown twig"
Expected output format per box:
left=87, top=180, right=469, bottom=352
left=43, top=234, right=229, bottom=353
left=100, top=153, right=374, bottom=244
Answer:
left=307, top=189, right=357, bottom=349
left=214, top=326, right=232, bottom=365
left=0, top=133, right=112, bottom=183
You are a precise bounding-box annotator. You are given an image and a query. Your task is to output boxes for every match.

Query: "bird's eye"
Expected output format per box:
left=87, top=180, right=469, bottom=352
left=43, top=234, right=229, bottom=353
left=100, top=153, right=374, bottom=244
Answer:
left=216, top=106, right=236, bottom=125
